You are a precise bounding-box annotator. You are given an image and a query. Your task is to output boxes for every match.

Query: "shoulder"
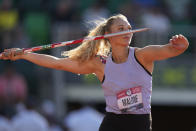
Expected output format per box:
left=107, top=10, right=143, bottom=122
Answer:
left=131, top=47, right=140, bottom=55
left=89, top=56, right=105, bottom=76
left=134, top=46, right=153, bottom=63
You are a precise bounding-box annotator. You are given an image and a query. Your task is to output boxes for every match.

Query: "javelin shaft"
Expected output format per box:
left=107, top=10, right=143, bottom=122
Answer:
left=1, top=28, right=150, bottom=56
left=23, top=28, right=149, bottom=53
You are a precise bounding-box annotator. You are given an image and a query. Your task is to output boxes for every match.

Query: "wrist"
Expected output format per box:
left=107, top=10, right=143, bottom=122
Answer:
left=171, top=43, right=188, bottom=51
left=20, top=52, right=31, bottom=59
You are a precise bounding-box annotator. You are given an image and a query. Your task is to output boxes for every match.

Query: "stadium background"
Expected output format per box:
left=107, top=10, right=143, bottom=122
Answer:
left=0, top=0, right=196, bottom=130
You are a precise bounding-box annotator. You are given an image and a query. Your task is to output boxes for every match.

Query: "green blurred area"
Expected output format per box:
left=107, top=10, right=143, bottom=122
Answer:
left=162, top=67, right=186, bottom=87
left=83, top=74, right=100, bottom=85
left=23, top=12, right=50, bottom=46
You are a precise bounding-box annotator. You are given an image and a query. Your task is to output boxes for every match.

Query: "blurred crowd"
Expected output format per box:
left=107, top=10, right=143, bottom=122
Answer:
left=0, top=0, right=196, bottom=130
left=0, top=93, right=104, bottom=131
left=0, top=0, right=196, bottom=50
left=0, top=61, right=104, bottom=131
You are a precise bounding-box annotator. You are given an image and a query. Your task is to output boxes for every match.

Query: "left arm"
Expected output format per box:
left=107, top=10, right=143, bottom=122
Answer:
left=136, top=34, right=189, bottom=62
left=135, top=34, right=189, bottom=74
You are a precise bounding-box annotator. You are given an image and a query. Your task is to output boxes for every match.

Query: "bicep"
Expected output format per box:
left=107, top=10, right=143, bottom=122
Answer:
left=138, top=44, right=177, bottom=62
left=55, top=58, right=95, bottom=74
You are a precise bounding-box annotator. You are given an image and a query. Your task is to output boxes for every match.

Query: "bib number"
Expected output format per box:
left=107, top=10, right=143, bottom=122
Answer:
left=117, top=86, right=143, bottom=111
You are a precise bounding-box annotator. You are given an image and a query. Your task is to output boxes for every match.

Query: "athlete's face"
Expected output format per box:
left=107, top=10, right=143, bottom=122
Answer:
left=107, top=18, right=133, bottom=47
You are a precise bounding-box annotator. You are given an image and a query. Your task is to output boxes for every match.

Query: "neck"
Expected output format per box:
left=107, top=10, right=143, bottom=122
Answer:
left=111, top=46, right=129, bottom=63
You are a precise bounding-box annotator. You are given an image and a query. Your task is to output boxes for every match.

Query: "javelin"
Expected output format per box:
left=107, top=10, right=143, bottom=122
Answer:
left=0, top=28, right=149, bottom=56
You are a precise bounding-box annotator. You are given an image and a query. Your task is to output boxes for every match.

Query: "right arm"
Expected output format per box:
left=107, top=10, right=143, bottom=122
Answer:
left=0, top=50, right=97, bottom=75
left=23, top=53, right=95, bottom=74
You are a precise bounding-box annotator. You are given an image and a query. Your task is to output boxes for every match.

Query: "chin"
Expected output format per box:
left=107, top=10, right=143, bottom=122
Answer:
left=120, top=42, right=130, bottom=47
left=123, top=40, right=131, bottom=46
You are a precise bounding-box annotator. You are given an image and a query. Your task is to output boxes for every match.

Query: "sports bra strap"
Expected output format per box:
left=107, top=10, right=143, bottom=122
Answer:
left=99, top=55, right=107, bottom=64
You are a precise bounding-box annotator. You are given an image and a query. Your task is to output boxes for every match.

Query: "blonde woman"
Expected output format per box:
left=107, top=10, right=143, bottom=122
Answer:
left=0, top=14, right=189, bottom=131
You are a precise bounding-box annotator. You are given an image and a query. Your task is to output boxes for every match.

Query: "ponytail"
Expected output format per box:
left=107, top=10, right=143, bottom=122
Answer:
left=62, top=14, right=127, bottom=63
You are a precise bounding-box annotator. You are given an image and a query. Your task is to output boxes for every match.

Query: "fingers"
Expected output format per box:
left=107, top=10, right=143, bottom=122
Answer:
left=170, top=34, right=185, bottom=44
left=172, top=35, right=179, bottom=41
left=0, top=52, right=9, bottom=60
left=0, top=53, right=2, bottom=59
left=179, top=34, right=184, bottom=39
left=172, top=34, right=185, bottom=40
left=1, top=50, right=12, bottom=60
left=0, top=48, right=23, bottom=61
left=169, top=34, right=189, bottom=50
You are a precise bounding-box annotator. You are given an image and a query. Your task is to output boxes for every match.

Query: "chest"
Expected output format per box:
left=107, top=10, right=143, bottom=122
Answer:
left=102, top=58, right=152, bottom=93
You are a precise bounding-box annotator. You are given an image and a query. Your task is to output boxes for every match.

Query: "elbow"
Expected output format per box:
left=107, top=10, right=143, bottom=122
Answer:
left=47, top=59, right=64, bottom=70
left=52, top=63, right=64, bottom=70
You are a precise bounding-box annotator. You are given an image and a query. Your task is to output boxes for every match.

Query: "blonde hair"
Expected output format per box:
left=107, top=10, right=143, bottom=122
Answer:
left=62, top=14, right=128, bottom=63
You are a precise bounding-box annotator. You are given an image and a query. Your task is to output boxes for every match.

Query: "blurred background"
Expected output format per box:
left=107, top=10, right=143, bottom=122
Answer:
left=0, top=0, right=196, bottom=130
